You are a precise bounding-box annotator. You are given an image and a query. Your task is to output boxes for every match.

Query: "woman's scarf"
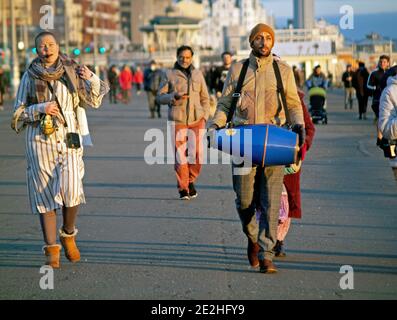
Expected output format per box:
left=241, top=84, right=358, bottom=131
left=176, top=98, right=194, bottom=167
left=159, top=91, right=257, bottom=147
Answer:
left=26, top=53, right=109, bottom=146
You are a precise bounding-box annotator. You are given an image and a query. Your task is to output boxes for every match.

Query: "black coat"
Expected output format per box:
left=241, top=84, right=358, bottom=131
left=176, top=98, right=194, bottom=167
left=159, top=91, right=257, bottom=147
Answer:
left=353, top=67, right=370, bottom=97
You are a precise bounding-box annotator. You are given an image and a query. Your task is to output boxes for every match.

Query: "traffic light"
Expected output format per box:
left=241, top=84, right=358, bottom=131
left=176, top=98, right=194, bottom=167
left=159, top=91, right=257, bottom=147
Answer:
left=84, top=47, right=91, bottom=53
left=73, top=48, right=81, bottom=56
left=99, top=47, right=106, bottom=54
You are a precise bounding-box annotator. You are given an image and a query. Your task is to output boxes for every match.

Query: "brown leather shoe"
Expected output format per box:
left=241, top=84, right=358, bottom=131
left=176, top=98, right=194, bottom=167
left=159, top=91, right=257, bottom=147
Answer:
left=259, top=259, right=278, bottom=274
left=247, top=239, right=260, bottom=267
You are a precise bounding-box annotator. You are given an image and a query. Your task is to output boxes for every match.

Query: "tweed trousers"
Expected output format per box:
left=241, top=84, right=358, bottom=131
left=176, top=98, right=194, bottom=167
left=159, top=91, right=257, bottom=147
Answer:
left=232, top=164, right=284, bottom=261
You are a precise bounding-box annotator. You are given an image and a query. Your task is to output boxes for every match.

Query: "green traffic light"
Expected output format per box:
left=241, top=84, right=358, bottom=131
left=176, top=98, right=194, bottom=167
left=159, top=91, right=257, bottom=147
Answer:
left=73, top=48, right=81, bottom=55
left=85, top=47, right=91, bottom=53
left=99, top=47, right=106, bottom=54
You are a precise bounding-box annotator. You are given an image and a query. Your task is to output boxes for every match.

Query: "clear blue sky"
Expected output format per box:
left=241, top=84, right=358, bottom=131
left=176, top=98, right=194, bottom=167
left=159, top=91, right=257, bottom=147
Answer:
left=262, top=0, right=397, bottom=17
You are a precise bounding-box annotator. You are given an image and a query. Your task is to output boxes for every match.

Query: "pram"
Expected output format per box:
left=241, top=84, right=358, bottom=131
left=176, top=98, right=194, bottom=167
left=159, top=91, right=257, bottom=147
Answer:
left=308, top=87, right=327, bottom=124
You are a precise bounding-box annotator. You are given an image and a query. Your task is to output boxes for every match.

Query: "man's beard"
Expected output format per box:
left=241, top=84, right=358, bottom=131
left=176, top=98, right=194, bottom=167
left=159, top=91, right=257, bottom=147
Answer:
left=253, top=46, right=271, bottom=58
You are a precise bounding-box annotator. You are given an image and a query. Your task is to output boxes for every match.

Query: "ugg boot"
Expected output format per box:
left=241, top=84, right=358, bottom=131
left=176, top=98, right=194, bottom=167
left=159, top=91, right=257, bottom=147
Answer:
left=43, top=244, right=62, bottom=268
left=59, top=228, right=81, bottom=263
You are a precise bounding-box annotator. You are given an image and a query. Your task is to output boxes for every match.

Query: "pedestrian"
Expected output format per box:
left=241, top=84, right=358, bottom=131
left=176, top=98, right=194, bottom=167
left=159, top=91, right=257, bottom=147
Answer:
left=379, top=73, right=397, bottom=141
left=211, top=51, right=233, bottom=98
left=209, top=23, right=305, bottom=274
left=107, top=64, right=119, bottom=104
left=157, top=45, right=210, bottom=200
left=144, top=60, right=162, bottom=118
left=133, top=66, right=144, bottom=96
left=353, top=61, right=370, bottom=120
left=292, top=65, right=302, bottom=89
left=275, top=89, right=316, bottom=257
left=0, top=66, right=7, bottom=111
left=119, top=65, right=133, bottom=104
left=11, top=31, right=109, bottom=268
left=367, top=55, right=390, bottom=143
left=327, top=72, right=333, bottom=91
left=306, top=65, right=328, bottom=89
left=342, top=64, right=355, bottom=110
left=380, top=65, right=397, bottom=91
left=379, top=73, right=397, bottom=180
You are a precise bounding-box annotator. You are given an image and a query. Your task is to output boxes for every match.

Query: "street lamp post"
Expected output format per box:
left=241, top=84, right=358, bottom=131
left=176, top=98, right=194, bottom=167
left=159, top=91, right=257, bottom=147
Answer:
left=23, top=0, right=29, bottom=68
left=2, top=0, right=8, bottom=52
left=390, top=39, right=393, bottom=64
left=64, top=0, right=69, bottom=54
left=10, top=0, right=20, bottom=97
left=92, top=0, right=98, bottom=74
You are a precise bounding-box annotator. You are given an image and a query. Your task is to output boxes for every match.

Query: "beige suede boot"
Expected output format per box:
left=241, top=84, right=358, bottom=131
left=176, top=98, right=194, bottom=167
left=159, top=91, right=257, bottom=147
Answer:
left=43, top=244, right=62, bottom=269
left=59, top=228, right=81, bottom=263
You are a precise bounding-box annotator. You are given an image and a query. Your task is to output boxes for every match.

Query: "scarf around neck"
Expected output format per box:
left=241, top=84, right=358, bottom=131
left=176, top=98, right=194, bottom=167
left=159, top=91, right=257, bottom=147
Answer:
left=174, top=62, right=194, bottom=77
left=26, top=53, right=110, bottom=147
left=27, top=53, right=95, bottom=106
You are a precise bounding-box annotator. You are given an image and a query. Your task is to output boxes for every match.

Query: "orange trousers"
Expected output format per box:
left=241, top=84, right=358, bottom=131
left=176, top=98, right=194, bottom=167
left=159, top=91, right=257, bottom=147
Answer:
left=174, top=119, right=205, bottom=191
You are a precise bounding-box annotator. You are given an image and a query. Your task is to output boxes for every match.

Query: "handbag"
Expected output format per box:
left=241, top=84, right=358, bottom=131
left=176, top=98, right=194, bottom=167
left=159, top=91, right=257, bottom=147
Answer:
left=11, top=104, right=29, bottom=133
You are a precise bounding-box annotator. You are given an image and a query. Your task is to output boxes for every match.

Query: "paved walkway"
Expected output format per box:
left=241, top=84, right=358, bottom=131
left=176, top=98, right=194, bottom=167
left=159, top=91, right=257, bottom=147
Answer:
left=0, top=88, right=396, bottom=299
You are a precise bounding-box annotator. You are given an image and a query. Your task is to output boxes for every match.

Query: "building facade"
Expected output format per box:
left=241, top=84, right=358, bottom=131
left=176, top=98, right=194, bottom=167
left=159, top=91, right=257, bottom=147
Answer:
left=120, top=0, right=172, bottom=50
left=200, top=0, right=270, bottom=53
left=293, top=0, right=314, bottom=30
left=80, top=0, right=120, bottom=51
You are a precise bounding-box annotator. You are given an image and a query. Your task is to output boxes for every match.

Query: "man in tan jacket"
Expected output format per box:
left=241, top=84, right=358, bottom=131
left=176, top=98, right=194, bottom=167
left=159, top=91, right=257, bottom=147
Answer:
left=157, top=45, right=210, bottom=200
left=210, top=24, right=304, bottom=274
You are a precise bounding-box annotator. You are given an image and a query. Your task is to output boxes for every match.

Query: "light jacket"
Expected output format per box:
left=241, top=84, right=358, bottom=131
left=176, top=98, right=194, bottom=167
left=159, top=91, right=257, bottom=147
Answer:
left=212, top=52, right=304, bottom=128
left=379, top=75, right=397, bottom=140
left=156, top=64, right=210, bottom=125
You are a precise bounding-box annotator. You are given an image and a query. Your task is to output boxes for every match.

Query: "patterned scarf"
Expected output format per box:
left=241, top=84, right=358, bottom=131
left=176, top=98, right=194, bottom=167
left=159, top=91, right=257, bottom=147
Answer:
left=26, top=53, right=107, bottom=107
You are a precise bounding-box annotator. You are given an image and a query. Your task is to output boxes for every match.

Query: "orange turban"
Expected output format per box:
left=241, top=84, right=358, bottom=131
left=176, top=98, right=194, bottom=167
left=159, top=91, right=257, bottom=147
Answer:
left=249, top=23, right=275, bottom=48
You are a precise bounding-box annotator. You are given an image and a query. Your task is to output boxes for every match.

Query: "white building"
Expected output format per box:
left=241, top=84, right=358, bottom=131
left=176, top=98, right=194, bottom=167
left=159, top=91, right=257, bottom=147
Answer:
left=276, top=19, right=344, bottom=50
left=200, top=0, right=271, bottom=53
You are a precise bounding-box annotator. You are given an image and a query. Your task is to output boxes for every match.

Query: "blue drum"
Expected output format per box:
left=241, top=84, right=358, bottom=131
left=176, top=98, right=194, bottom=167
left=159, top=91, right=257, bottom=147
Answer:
left=215, top=124, right=299, bottom=166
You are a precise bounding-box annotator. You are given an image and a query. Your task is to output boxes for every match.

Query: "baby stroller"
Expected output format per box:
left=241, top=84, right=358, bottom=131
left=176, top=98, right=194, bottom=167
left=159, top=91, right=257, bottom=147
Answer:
left=308, top=87, right=327, bottom=124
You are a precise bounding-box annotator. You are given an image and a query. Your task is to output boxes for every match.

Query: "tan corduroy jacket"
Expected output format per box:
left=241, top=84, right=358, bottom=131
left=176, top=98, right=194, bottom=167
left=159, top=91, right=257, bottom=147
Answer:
left=212, top=52, right=304, bottom=128
left=156, top=65, right=210, bottom=126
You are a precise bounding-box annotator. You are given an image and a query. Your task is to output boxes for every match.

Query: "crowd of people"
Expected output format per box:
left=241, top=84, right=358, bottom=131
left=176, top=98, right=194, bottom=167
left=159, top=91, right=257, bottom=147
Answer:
left=339, top=54, right=397, bottom=163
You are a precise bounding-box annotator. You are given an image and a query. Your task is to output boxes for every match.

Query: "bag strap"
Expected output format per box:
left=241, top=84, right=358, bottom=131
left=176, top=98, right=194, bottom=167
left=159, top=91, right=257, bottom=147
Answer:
left=226, top=58, right=250, bottom=124
left=272, top=60, right=292, bottom=127
left=47, top=81, right=69, bottom=128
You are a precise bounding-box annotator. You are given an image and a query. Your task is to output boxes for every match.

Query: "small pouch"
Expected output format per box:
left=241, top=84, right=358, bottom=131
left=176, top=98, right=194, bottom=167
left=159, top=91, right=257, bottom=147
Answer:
left=40, top=114, right=56, bottom=136
left=66, top=132, right=81, bottom=149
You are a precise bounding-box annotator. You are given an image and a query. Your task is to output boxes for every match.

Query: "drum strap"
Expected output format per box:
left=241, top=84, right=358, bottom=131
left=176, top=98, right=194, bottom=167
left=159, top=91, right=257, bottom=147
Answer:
left=273, top=60, right=292, bottom=127
left=226, top=59, right=250, bottom=124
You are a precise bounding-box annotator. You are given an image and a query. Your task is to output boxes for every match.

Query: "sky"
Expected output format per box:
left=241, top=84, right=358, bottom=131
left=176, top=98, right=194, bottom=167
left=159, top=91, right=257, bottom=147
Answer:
left=262, top=0, right=397, bottom=17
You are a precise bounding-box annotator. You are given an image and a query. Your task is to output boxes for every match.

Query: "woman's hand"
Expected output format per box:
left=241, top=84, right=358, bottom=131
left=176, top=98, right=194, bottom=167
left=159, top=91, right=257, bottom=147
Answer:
left=44, top=101, right=60, bottom=116
left=76, top=65, right=93, bottom=80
